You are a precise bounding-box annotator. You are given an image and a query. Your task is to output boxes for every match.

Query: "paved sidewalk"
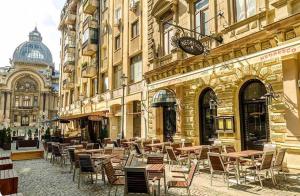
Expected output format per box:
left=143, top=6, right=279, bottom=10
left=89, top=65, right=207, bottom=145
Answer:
left=13, top=159, right=300, bottom=196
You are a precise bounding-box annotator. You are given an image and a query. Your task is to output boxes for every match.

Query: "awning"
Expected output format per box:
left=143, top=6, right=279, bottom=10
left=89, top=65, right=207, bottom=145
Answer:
left=151, top=89, right=176, bottom=107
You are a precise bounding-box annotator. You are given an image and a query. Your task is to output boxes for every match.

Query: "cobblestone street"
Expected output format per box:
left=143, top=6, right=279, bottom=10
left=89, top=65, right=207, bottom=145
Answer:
left=14, top=159, right=300, bottom=196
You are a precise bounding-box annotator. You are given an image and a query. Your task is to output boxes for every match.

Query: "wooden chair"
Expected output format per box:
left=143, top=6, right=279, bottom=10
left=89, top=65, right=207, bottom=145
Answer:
left=224, top=145, right=236, bottom=153
left=167, top=161, right=199, bottom=196
left=208, top=152, right=237, bottom=188
left=86, top=143, right=94, bottom=150
left=195, top=146, right=209, bottom=170
left=143, top=140, right=152, bottom=153
left=104, top=147, right=113, bottom=155
left=209, top=146, right=222, bottom=153
left=171, top=143, right=181, bottom=155
left=245, top=151, right=276, bottom=187
left=166, top=146, right=187, bottom=169
left=46, top=142, right=53, bottom=161
left=78, top=154, right=100, bottom=188
left=68, top=148, right=76, bottom=174
left=103, top=160, right=125, bottom=195
left=51, top=144, right=65, bottom=166
left=124, top=167, right=157, bottom=195
left=272, top=148, right=287, bottom=183
left=147, top=156, right=164, bottom=193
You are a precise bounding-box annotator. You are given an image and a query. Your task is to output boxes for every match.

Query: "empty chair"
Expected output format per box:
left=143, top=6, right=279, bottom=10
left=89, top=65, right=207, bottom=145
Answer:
left=167, top=162, right=199, bottom=196
left=104, top=147, right=113, bottom=155
left=196, top=146, right=209, bottom=169
left=143, top=140, right=152, bottom=153
left=246, top=151, right=276, bottom=187
left=166, top=146, right=187, bottom=169
left=208, top=152, right=237, bottom=187
left=224, top=145, right=236, bottom=153
left=272, top=148, right=287, bottom=183
left=147, top=156, right=164, bottom=164
left=124, top=167, right=157, bottom=195
left=46, top=142, right=53, bottom=161
left=209, top=146, right=222, bottom=153
left=103, top=160, right=125, bottom=195
left=78, top=154, right=100, bottom=188
left=86, top=143, right=94, bottom=150
left=51, top=144, right=66, bottom=166
left=171, top=143, right=181, bottom=155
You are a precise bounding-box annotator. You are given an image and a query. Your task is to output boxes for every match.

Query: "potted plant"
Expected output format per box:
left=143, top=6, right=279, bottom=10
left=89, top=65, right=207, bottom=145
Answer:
left=44, top=127, right=51, bottom=142
left=2, top=128, right=11, bottom=150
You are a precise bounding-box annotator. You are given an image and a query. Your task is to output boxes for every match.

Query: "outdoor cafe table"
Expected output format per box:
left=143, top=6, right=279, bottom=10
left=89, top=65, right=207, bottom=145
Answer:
left=222, top=150, right=263, bottom=184
left=126, top=158, right=166, bottom=195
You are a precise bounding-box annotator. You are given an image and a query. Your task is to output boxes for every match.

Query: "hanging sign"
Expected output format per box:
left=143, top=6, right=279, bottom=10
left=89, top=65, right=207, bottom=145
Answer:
left=178, top=36, right=205, bottom=55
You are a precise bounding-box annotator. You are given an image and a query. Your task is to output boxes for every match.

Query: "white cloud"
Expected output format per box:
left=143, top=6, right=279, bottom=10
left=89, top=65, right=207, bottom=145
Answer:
left=0, top=0, right=64, bottom=70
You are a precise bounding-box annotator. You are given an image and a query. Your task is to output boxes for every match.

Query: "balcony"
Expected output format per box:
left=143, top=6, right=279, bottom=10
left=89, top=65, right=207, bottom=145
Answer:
left=63, top=78, right=74, bottom=90
left=82, top=38, right=98, bottom=56
left=65, top=11, right=76, bottom=25
left=64, top=40, right=75, bottom=54
left=81, top=63, right=97, bottom=78
left=63, top=60, right=75, bottom=73
left=83, top=0, right=99, bottom=15
left=83, top=16, right=98, bottom=29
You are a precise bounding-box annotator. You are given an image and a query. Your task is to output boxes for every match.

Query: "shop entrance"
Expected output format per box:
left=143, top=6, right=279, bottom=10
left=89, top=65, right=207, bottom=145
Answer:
left=163, top=106, right=176, bottom=142
left=239, top=80, right=269, bottom=150
left=199, top=88, right=217, bottom=145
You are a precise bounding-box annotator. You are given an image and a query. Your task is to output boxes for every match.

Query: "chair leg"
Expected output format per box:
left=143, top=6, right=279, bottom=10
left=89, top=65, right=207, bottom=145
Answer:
left=257, top=173, right=263, bottom=187
left=115, top=186, right=118, bottom=196
left=187, top=187, right=190, bottom=196
left=78, top=173, right=81, bottom=188
left=210, top=172, right=213, bottom=186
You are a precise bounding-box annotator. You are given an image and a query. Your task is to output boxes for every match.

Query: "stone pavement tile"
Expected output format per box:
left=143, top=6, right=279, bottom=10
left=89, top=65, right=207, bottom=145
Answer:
left=13, top=159, right=300, bottom=196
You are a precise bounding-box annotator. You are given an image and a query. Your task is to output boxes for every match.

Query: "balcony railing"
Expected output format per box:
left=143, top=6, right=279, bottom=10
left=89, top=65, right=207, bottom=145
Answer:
left=83, top=16, right=98, bottom=29
left=63, top=78, right=74, bottom=90
left=65, top=11, right=76, bottom=25
left=81, top=63, right=97, bottom=78
left=83, top=0, right=99, bottom=14
left=63, top=60, right=75, bottom=73
left=82, top=37, right=98, bottom=56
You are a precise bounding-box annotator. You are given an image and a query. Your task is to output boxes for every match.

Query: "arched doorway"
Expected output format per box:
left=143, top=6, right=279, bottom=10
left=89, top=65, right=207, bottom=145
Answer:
left=199, top=88, right=217, bottom=145
left=239, top=80, right=268, bottom=150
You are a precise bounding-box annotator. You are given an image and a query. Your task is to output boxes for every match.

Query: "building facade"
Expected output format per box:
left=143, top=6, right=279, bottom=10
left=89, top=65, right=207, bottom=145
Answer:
left=58, top=0, right=300, bottom=169
left=0, top=28, right=59, bottom=135
left=58, top=0, right=147, bottom=140
left=145, top=0, right=300, bottom=169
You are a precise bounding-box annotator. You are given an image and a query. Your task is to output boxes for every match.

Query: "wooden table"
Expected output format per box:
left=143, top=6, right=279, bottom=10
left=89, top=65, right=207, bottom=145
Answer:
left=0, top=159, right=13, bottom=170
left=0, top=169, right=18, bottom=195
left=222, top=150, right=263, bottom=183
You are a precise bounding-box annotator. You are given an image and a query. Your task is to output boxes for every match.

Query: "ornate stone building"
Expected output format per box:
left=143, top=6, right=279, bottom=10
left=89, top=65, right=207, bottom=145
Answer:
left=0, top=28, right=59, bottom=134
left=145, top=0, right=300, bottom=169
left=59, top=0, right=147, bottom=140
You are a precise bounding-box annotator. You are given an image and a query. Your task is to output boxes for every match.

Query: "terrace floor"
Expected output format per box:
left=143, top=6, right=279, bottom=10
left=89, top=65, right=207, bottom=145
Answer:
left=13, top=158, right=300, bottom=196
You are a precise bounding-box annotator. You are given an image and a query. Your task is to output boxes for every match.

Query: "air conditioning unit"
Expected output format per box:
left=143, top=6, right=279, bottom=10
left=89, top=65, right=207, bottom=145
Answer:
left=129, top=0, right=139, bottom=12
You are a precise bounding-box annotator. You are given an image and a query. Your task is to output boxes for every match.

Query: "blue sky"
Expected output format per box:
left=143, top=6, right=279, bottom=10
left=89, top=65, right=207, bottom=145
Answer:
left=0, top=0, right=65, bottom=70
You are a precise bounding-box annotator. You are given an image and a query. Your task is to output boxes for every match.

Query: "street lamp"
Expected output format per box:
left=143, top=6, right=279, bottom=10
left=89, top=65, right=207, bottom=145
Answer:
left=120, top=74, right=128, bottom=139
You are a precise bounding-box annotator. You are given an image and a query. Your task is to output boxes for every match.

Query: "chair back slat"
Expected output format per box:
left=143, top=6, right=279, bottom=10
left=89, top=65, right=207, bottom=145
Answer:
left=274, top=148, right=287, bottom=167
left=209, top=146, right=222, bottom=153
left=260, top=151, right=275, bottom=170
left=184, top=142, right=193, bottom=147
left=78, top=154, right=94, bottom=172
left=147, top=156, right=163, bottom=164
left=125, top=167, right=149, bottom=194
left=104, top=148, right=113, bottom=155
left=166, top=146, right=177, bottom=161
left=224, top=145, right=235, bottom=153
left=208, top=152, right=225, bottom=172
left=103, top=160, right=117, bottom=184
left=199, top=147, right=209, bottom=160
left=68, top=148, right=76, bottom=162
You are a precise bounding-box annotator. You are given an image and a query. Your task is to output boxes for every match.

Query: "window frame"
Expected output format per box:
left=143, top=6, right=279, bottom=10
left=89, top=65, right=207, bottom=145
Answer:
left=194, top=0, right=209, bottom=35
left=130, top=54, right=142, bottom=83
left=131, top=19, right=139, bottom=39
left=162, top=18, right=174, bottom=56
left=234, top=0, right=256, bottom=22
left=115, top=35, right=121, bottom=50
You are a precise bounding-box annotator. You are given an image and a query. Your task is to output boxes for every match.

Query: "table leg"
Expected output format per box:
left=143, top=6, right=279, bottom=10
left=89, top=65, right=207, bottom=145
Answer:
left=164, top=169, right=167, bottom=194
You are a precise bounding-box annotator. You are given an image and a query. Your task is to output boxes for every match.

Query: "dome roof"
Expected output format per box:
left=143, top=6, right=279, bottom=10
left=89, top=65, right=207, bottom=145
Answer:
left=12, top=27, right=54, bottom=67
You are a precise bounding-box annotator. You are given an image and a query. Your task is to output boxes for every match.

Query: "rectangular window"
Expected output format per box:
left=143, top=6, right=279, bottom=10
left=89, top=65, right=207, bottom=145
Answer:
left=102, top=73, right=109, bottom=92
left=22, top=96, right=31, bottom=107
left=115, top=35, right=121, bottom=50
left=83, top=83, right=88, bottom=97
left=32, top=115, right=36, bottom=122
left=70, top=89, right=74, bottom=104
left=115, top=8, right=122, bottom=23
left=131, top=20, right=139, bottom=38
left=163, top=19, right=174, bottom=55
left=195, top=0, right=209, bottom=35
left=65, top=92, right=69, bottom=106
left=33, top=96, right=38, bottom=107
left=91, top=78, right=97, bottom=97
left=235, top=0, right=256, bottom=22
left=82, top=28, right=98, bottom=44
left=114, top=66, right=122, bottom=89
left=130, top=54, right=142, bottom=83
left=21, top=116, right=29, bottom=126
left=15, top=96, right=19, bottom=107
left=14, top=115, right=18, bottom=122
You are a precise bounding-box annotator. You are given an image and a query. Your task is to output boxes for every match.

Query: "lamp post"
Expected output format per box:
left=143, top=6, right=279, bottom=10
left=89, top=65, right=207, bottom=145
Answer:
left=120, top=74, right=128, bottom=139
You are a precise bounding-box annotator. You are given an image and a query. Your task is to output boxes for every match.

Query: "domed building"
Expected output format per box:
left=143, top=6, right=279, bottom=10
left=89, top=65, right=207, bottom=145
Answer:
left=0, top=27, right=59, bottom=136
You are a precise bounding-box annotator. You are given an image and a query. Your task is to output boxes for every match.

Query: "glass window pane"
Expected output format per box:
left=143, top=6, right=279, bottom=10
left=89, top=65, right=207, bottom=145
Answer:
left=235, top=0, right=246, bottom=21
left=203, top=9, right=209, bottom=35
left=247, top=0, right=256, bottom=17
left=195, top=0, right=209, bottom=11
